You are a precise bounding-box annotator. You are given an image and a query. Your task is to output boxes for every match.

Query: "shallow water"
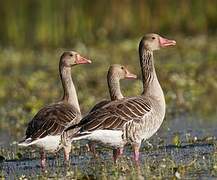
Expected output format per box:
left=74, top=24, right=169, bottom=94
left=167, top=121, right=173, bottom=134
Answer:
left=1, top=114, right=217, bottom=179
left=1, top=142, right=216, bottom=179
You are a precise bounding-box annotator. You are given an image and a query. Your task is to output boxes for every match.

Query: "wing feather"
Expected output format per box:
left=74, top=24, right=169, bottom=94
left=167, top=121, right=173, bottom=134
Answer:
left=73, top=96, right=152, bottom=133
left=25, top=102, right=79, bottom=141
left=89, top=100, right=110, bottom=113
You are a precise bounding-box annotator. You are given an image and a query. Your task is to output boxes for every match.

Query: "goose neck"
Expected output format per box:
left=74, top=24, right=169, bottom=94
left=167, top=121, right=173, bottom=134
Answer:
left=107, top=73, right=123, bottom=101
left=59, top=65, right=81, bottom=114
left=139, top=49, right=156, bottom=92
left=139, top=48, right=164, bottom=96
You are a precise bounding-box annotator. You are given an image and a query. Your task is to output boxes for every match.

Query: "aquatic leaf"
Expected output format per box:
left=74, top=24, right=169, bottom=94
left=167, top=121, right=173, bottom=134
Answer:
left=172, top=134, right=181, bottom=147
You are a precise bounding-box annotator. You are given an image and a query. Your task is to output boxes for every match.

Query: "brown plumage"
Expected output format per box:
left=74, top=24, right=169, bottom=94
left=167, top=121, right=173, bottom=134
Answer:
left=66, top=65, right=137, bottom=139
left=19, top=51, right=91, bottom=169
left=89, top=64, right=137, bottom=112
left=65, top=96, right=151, bottom=132
left=89, top=100, right=110, bottom=113
left=63, top=34, right=176, bottom=163
left=25, top=102, right=80, bottom=141
left=84, top=64, right=137, bottom=161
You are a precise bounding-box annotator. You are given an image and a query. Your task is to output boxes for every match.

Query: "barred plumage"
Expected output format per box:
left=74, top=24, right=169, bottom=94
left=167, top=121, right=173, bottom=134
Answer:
left=65, top=96, right=152, bottom=134
left=89, top=100, right=110, bottom=113
left=62, top=34, right=176, bottom=163
left=18, top=51, right=91, bottom=169
left=88, top=65, right=136, bottom=113
left=25, top=102, right=80, bottom=141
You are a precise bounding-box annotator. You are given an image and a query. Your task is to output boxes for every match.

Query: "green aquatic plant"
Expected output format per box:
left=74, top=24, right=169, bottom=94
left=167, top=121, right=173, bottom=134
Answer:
left=172, top=133, right=182, bottom=147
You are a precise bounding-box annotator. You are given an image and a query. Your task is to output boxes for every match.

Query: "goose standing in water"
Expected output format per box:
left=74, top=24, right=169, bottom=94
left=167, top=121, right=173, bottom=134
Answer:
left=62, top=34, right=176, bottom=163
left=87, top=64, right=137, bottom=160
left=18, top=51, right=91, bottom=169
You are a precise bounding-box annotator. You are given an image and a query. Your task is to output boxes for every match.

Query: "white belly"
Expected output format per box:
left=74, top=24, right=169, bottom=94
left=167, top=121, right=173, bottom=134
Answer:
left=19, top=135, right=61, bottom=152
left=74, top=130, right=124, bottom=148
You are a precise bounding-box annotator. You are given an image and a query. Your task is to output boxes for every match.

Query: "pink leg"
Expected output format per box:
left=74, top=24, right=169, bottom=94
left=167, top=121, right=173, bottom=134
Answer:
left=119, top=147, right=124, bottom=155
left=88, top=142, right=97, bottom=158
left=55, top=152, right=59, bottom=159
left=113, top=149, right=119, bottom=164
left=132, top=144, right=140, bottom=164
left=64, top=144, right=71, bottom=162
left=113, top=148, right=123, bottom=163
left=40, top=150, right=46, bottom=170
left=54, top=152, right=59, bottom=166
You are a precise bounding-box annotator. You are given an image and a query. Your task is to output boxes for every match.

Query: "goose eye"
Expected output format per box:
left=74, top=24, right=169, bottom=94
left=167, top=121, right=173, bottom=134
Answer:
left=152, top=37, right=155, bottom=40
left=121, top=67, right=124, bottom=70
left=69, top=54, right=73, bottom=57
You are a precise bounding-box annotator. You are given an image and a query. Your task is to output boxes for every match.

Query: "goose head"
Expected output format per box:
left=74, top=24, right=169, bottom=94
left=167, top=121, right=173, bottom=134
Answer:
left=140, top=33, right=176, bottom=51
left=109, top=64, right=137, bottom=80
left=60, top=51, right=92, bottom=67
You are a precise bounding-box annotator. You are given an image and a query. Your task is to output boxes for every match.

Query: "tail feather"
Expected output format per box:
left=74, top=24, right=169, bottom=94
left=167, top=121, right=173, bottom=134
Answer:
left=73, top=132, right=91, bottom=138
left=61, top=130, right=92, bottom=147
left=18, top=138, right=33, bottom=147
left=70, top=132, right=92, bottom=141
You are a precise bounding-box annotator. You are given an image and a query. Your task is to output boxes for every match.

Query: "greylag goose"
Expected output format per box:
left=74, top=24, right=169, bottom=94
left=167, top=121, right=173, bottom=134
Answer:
left=89, top=64, right=137, bottom=112
left=87, top=64, right=137, bottom=159
left=62, top=34, right=176, bottom=163
left=18, top=51, right=91, bottom=169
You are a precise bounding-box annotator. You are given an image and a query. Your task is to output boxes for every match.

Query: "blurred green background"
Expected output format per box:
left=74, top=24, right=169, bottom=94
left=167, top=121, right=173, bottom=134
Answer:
left=0, top=0, right=216, bottom=140
left=0, top=0, right=216, bottom=47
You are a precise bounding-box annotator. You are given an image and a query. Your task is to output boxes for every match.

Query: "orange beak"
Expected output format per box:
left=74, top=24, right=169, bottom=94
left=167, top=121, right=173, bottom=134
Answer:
left=75, top=54, right=92, bottom=64
left=159, top=36, right=176, bottom=47
left=125, top=69, right=137, bottom=79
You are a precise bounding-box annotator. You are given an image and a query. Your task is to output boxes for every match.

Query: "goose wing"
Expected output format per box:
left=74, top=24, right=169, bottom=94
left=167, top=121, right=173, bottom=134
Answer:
left=65, top=96, right=151, bottom=133
left=89, top=100, right=111, bottom=113
left=25, top=102, right=80, bottom=141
